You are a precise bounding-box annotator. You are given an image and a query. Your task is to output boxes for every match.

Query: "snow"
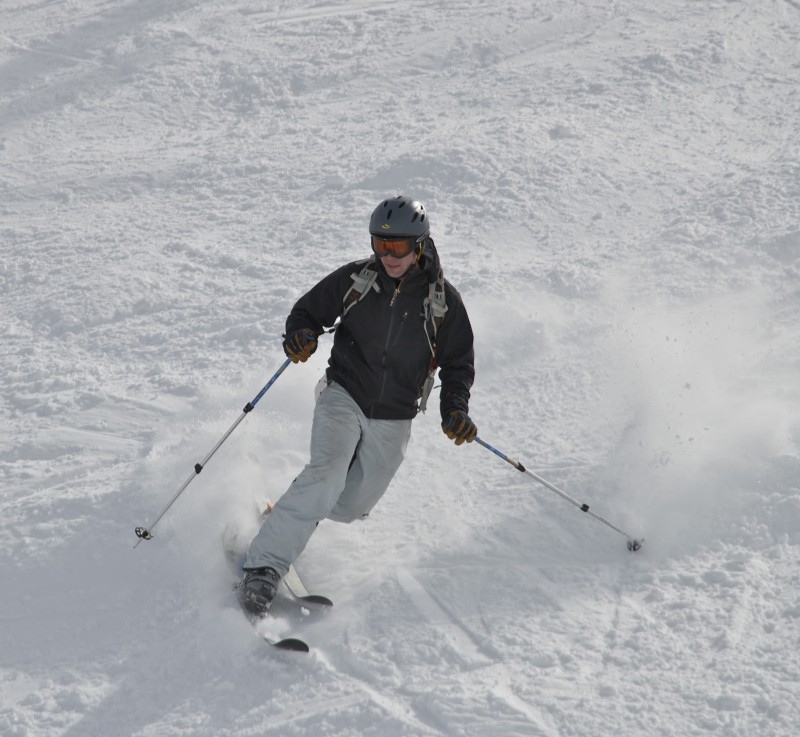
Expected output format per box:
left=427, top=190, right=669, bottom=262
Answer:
left=1, top=0, right=799, bottom=735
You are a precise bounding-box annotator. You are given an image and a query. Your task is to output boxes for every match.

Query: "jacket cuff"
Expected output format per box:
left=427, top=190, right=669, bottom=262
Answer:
left=440, top=392, right=469, bottom=421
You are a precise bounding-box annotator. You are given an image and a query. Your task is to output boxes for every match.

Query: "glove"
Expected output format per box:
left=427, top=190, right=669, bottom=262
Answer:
left=442, top=409, right=478, bottom=446
left=283, top=328, right=318, bottom=363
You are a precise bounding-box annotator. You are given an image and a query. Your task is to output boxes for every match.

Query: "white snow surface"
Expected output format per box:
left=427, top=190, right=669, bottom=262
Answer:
left=2, top=0, right=800, bottom=735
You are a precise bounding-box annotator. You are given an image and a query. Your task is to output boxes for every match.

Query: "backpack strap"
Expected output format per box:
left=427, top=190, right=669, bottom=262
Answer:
left=418, top=266, right=448, bottom=414
left=342, top=257, right=381, bottom=316
left=423, top=268, right=448, bottom=339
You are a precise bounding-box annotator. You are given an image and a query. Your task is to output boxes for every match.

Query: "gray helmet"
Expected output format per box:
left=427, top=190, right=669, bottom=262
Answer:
left=369, top=196, right=429, bottom=241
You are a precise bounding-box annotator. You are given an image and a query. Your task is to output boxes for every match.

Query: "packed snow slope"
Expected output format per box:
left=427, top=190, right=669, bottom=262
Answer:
left=2, top=1, right=799, bottom=735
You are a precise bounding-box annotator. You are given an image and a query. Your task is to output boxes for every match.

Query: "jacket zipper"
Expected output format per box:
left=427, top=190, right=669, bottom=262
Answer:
left=374, top=282, right=404, bottom=415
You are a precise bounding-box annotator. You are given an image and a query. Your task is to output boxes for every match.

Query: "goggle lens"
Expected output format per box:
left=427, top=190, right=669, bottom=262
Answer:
left=371, top=235, right=416, bottom=258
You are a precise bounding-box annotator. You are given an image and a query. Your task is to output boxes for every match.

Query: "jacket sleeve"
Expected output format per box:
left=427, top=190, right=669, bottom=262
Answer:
left=285, top=262, right=360, bottom=336
left=436, top=281, right=475, bottom=420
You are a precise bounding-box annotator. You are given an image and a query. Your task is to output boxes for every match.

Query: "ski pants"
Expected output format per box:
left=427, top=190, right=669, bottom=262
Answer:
left=244, top=381, right=412, bottom=576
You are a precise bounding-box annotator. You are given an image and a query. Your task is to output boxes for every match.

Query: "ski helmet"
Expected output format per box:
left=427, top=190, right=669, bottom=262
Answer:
left=369, top=196, right=429, bottom=241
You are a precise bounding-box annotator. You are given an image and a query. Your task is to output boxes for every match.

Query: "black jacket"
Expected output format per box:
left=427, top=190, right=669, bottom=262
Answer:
left=286, top=257, right=474, bottom=420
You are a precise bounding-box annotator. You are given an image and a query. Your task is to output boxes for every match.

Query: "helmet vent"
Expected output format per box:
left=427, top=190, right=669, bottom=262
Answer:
left=369, top=196, right=428, bottom=238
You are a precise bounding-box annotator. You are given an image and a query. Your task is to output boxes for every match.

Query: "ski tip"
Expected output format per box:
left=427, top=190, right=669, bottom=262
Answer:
left=627, top=537, right=644, bottom=552
left=299, top=594, right=333, bottom=607
left=269, top=636, right=310, bottom=652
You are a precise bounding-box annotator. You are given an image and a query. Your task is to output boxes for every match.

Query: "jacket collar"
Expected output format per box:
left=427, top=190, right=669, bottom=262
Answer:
left=374, top=258, right=428, bottom=293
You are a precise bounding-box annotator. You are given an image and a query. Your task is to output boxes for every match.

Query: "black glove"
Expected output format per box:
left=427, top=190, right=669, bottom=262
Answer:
left=283, top=328, right=318, bottom=363
left=442, top=409, right=478, bottom=446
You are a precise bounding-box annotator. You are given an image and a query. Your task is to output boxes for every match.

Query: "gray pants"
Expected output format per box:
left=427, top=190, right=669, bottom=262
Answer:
left=244, top=382, right=412, bottom=576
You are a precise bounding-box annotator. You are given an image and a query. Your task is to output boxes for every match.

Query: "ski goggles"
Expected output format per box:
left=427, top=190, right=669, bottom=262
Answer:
left=371, top=235, right=418, bottom=258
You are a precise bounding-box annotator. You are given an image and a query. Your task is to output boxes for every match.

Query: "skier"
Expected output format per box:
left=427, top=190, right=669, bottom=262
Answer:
left=239, top=196, right=478, bottom=616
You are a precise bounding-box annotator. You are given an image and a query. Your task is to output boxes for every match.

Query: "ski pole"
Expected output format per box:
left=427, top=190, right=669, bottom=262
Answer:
left=474, top=437, right=644, bottom=552
left=134, top=358, right=292, bottom=546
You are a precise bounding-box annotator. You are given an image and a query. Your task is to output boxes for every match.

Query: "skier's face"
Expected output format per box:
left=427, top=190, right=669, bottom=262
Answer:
left=380, top=250, right=416, bottom=279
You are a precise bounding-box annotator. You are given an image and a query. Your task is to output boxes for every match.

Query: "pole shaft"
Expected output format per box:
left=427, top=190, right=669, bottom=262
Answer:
left=134, top=359, right=292, bottom=544
left=474, top=437, right=637, bottom=544
left=248, top=358, right=292, bottom=409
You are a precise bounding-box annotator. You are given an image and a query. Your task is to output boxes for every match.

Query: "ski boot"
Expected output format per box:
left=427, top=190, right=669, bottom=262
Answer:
left=238, top=567, right=280, bottom=617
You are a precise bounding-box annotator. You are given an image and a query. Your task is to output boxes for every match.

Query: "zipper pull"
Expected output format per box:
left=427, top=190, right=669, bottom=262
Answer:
left=390, top=286, right=400, bottom=307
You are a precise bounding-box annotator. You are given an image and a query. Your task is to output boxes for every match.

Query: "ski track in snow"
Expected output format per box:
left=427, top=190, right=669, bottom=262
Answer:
left=2, top=0, right=800, bottom=735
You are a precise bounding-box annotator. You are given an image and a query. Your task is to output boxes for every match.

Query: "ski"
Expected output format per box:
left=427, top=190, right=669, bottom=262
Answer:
left=223, top=520, right=331, bottom=653
left=233, top=583, right=311, bottom=652
left=227, top=555, right=312, bottom=653
left=265, top=637, right=309, bottom=652
left=283, top=565, right=333, bottom=608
